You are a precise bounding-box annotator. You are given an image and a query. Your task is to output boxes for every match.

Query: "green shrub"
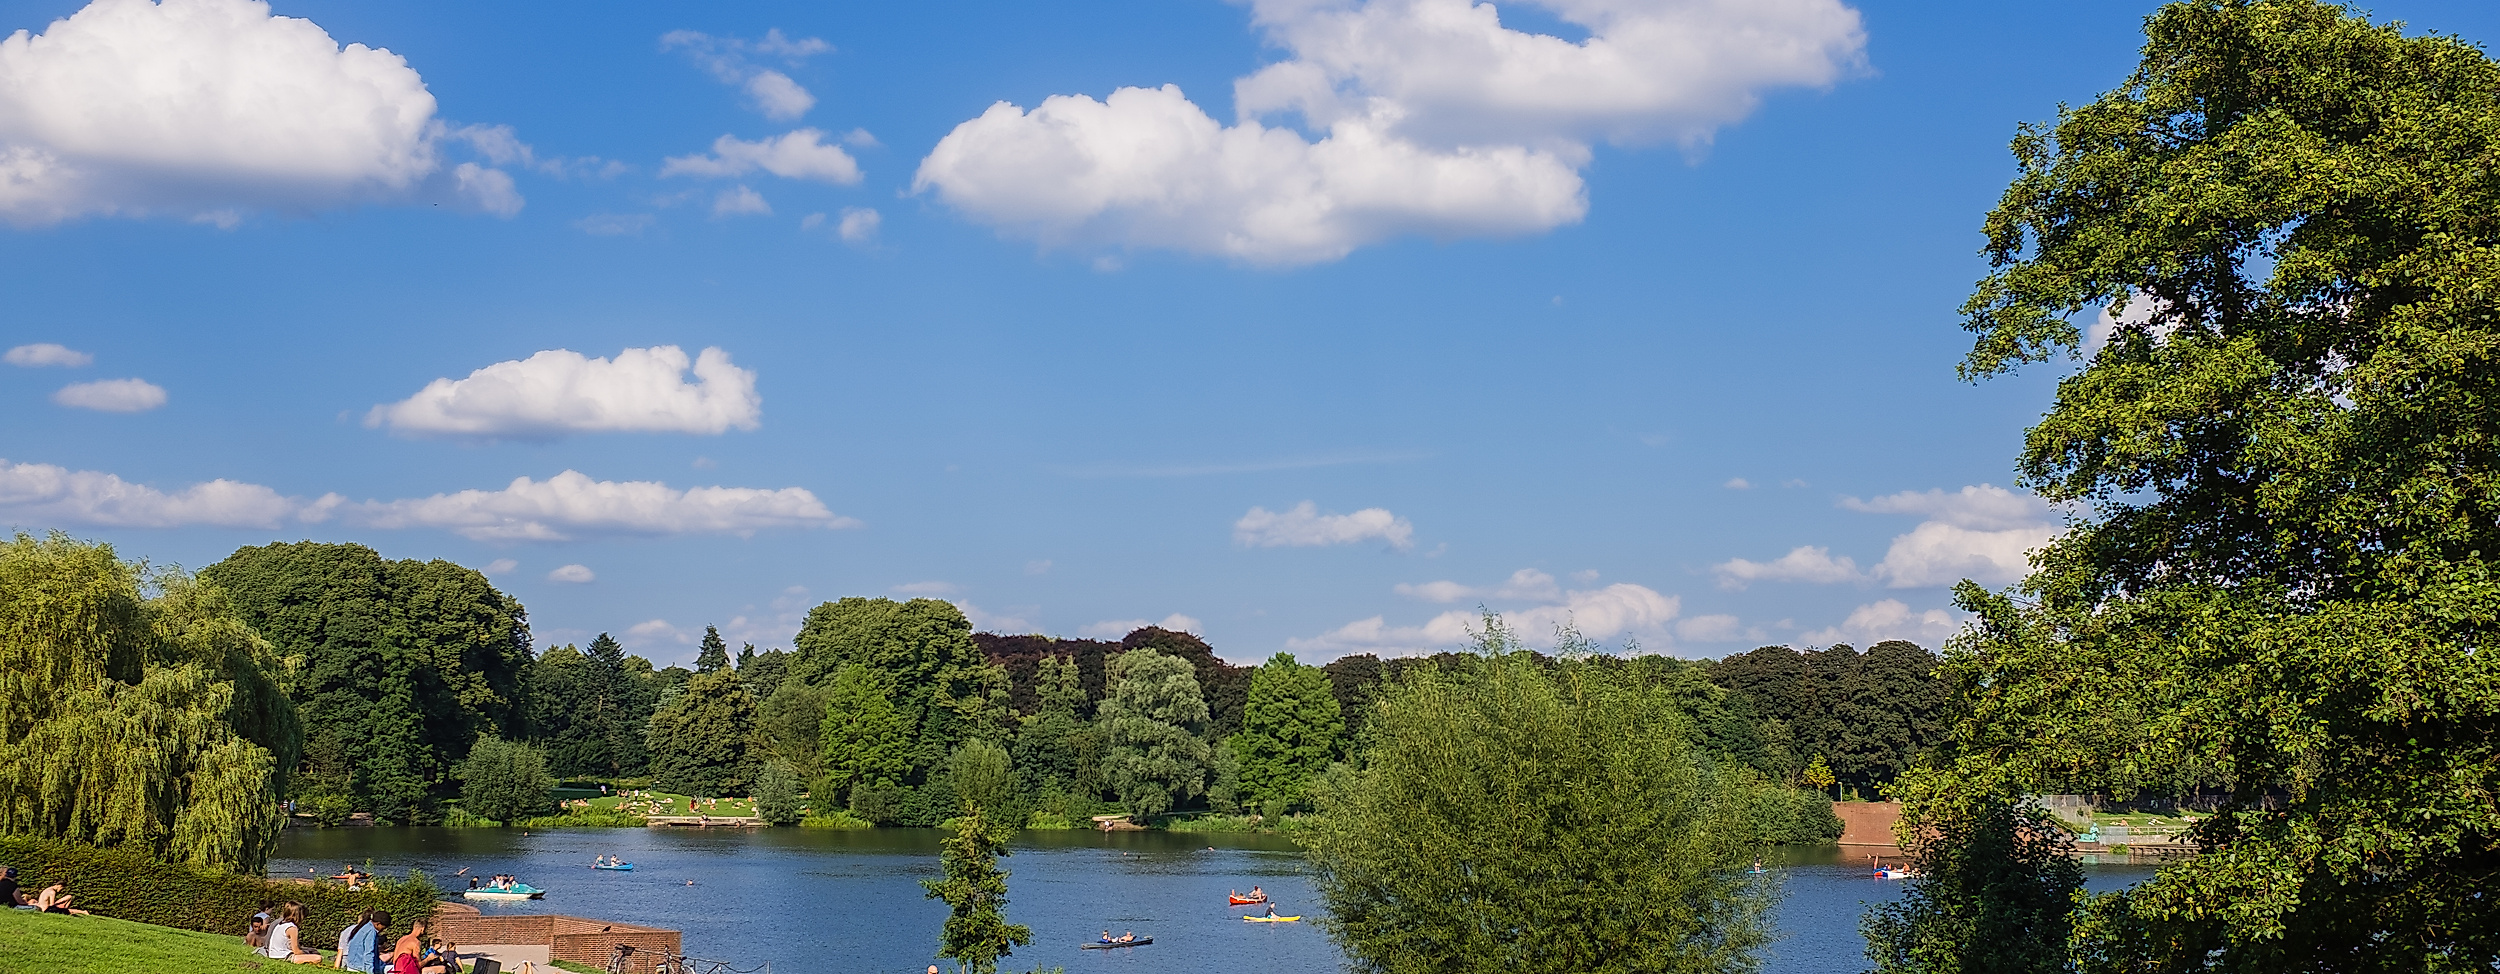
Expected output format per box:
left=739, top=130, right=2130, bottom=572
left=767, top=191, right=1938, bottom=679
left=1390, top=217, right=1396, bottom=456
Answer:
left=1025, top=811, right=1074, bottom=830
left=511, top=810, right=646, bottom=829
left=0, top=834, right=437, bottom=939
left=801, top=810, right=875, bottom=829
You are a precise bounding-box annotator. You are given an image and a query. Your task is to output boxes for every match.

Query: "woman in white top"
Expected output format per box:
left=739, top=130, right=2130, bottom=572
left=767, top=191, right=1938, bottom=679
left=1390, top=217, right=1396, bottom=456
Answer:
left=266, top=902, right=325, bottom=964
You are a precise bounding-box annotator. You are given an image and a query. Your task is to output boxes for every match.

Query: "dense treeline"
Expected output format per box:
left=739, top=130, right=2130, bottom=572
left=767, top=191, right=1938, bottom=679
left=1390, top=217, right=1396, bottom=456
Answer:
left=5, top=535, right=1943, bottom=841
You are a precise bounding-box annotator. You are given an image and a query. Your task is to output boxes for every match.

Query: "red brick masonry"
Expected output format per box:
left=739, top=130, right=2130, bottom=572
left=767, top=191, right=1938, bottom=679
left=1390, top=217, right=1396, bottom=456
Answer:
left=435, top=902, right=682, bottom=974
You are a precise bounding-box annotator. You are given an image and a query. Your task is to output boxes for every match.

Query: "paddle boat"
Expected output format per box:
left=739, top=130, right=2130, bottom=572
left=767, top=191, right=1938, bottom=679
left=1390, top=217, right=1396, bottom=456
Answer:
left=1080, top=938, right=1152, bottom=950
left=463, top=881, right=546, bottom=901
left=593, top=861, right=635, bottom=871
left=1243, top=914, right=1302, bottom=923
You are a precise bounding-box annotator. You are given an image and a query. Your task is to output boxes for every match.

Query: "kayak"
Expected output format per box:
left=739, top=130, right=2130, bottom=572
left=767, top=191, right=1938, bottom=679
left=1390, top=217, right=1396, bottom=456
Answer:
left=462, top=883, right=546, bottom=900
left=1080, top=938, right=1152, bottom=949
left=1228, top=895, right=1268, bottom=906
left=594, top=863, right=635, bottom=871
left=1244, top=915, right=1301, bottom=923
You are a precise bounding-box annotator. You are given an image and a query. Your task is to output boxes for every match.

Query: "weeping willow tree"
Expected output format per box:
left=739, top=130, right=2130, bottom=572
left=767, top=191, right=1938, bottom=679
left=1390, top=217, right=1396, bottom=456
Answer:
left=0, top=533, right=300, bottom=873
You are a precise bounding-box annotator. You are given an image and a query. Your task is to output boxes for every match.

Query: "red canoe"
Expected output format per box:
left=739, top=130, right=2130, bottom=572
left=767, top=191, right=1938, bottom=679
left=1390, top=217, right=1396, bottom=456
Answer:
left=1229, top=895, right=1269, bottom=906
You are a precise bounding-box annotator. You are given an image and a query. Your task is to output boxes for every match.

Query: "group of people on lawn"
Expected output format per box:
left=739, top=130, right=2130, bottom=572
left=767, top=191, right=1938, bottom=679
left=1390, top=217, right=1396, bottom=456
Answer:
left=0, top=865, right=84, bottom=914
left=249, top=904, right=465, bottom=974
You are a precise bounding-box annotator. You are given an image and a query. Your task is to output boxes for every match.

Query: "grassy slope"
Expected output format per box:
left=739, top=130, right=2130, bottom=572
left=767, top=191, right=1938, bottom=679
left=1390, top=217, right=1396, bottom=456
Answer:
left=0, top=907, right=312, bottom=974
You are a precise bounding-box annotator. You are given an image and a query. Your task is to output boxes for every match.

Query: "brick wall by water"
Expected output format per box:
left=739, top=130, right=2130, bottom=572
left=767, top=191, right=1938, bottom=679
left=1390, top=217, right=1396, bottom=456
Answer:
left=434, top=902, right=681, bottom=974
left=1835, top=801, right=1904, bottom=846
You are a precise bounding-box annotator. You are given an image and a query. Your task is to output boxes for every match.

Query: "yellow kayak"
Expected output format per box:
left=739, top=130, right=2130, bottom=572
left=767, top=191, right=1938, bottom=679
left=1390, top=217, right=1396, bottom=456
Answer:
left=1244, top=915, right=1302, bottom=922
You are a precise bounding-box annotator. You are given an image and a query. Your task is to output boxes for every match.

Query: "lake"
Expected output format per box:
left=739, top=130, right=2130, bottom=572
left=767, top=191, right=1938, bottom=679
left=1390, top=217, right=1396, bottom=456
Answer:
left=271, top=829, right=2153, bottom=974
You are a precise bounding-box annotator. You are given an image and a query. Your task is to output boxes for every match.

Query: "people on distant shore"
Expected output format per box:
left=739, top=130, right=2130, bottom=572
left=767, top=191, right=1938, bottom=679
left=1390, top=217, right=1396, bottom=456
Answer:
left=33, top=883, right=87, bottom=916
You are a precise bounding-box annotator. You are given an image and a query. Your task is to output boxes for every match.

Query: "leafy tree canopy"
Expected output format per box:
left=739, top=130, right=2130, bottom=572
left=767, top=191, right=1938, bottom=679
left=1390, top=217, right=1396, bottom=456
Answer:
left=1230, top=652, right=1342, bottom=812
left=1096, top=646, right=1212, bottom=822
left=456, top=736, right=556, bottom=824
left=1916, top=1, right=2500, bottom=968
left=818, top=664, right=910, bottom=803
left=646, top=669, right=762, bottom=797
left=0, top=533, right=301, bottom=873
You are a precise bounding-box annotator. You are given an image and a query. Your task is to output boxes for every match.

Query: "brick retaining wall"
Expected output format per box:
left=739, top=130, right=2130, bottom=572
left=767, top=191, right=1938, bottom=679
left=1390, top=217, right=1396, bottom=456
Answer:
left=434, top=902, right=681, bottom=973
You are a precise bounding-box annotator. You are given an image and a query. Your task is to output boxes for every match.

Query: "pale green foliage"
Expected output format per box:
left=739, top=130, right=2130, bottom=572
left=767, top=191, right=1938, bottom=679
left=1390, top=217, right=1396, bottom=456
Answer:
left=1923, top=1, right=2500, bottom=968
left=1230, top=652, right=1342, bottom=812
left=753, top=761, right=806, bottom=826
left=1012, top=657, right=1093, bottom=796
left=921, top=803, right=1032, bottom=974
left=646, top=669, right=763, bottom=796
left=1095, top=647, right=1212, bottom=821
left=456, top=736, right=555, bottom=823
left=1297, top=621, right=1775, bottom=974
left=0, top=533, right=299, bottom=873
left=950, top=739, right=1012, bottom=813
left=789, top=597, right=986, bottom=777
left=1863, top=795, right=2081, bottom=974
left=818, top=665, right=909, bottom=802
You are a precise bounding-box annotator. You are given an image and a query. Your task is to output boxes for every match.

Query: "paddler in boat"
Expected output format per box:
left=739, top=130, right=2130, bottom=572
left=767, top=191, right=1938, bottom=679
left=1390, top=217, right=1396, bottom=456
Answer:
left=1119, top=931, right=1137, bottom=943
left=1261, top=902, right=1279, bottom=918
left=1098, top=931, right=1114, bottom=944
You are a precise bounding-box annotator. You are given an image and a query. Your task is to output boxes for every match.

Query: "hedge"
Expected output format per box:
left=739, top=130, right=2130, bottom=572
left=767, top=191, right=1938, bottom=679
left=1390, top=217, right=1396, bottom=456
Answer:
left=0, top=834, right=439, bottom=943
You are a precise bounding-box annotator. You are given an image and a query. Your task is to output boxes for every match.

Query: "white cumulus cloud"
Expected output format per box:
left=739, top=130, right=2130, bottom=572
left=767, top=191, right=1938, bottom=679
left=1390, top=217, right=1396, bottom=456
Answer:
left=712, top=185, right=771, bottom=218
left=1674, top=613, right=1745, bottom=643
left=1845, top=484, right=2062, bottom=587
left=483, top=558, right=518, bottom=574
left=1395, top=568, right=1561, bottom=603
left=915, top=0, right=1864, bottom=263
left=0, top=458, right=294, bottom=528
left=0, top=0, right=444, bottom=225
left=661, top=129, right=862, bottom=185
left=6, top=343, right=89, bottom=366
left=336, top=469, right=857, bottom=541
left=53, top=377, right=164, bottom=412
left=367, top=346, right=762, bottom=438
left=1291, top=574, right=1679, bottom=658
left=1712, top=545, right=1861, bottom=590
left=1080, top=613, right=1204, bottom=639
left=1235, top=500, right=1414, bottom=549
left=1802, top=599, right=1964, bottom=647
left=837, top=206, right=879, bottom=244
left=451, top=162, right=522, bottom=217
left=547, top=564, right=595, bottom=584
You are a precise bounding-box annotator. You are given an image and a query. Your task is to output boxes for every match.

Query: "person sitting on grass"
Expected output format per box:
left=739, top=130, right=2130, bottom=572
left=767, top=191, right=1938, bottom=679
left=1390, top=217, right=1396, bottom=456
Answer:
left=0, top=866, right=29, bottom=909
left=393, top=918, right=432, bottom=974
left=262, top=902, right=320, bottom=963
left=32, top=883, right=88, bottom=916
left=419, top=938, right=461, bottom=974
left=336, top=910, right=384, bottom=973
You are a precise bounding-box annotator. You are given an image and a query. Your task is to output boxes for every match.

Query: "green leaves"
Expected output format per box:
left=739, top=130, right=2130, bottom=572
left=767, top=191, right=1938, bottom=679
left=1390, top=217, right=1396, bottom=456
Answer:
left=1298, top=643, right=1774, bottom=974
left=455, top=736, right=555, bottom=823
left=922, top=803, right=1031, bottom=974
left=1230, top=652, right=1343, bottom=813
left=1097, top=647, right=1213, bottom=822
left=645, top=669, right=762, bottom=797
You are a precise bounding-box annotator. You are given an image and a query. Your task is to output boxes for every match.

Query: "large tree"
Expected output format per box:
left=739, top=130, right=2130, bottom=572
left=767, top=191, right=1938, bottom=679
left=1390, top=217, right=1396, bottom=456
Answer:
left=1898, top=2, right=2500, bottom=968
left=203, top=542, right=529, bottom=819
left=1011, top=655, right=1095, bottom=797
left=1095, top=646, right=1213, bottom=821
left=646, top=669, right=762, bottom=797
left=531, top=635, right=660, bottom=779
left=0, top=534, right=301, bottom=873
left=921, top=803, right=1032, bottom=974
left=1298, top=621, right=1774, bottom=974
left=785, top=598, right=987, bottom=779
left=817, top=664, right=910, bottom=804
left=456, top=736, right=556, bottom=824
left=1229, top=652, right=1342, bottom=813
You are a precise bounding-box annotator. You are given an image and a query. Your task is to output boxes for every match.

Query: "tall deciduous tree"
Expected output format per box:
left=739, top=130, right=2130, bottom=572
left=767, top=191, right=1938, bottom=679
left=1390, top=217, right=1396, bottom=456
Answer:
left=1096, top=647, right=1212, bottom=822
left=203, top=542, right=530, bottom=818
left=456, top=736, right=556, bottom=824
left=1908, top=2, right=2500, bottom=967
left=818, top=665, right=909, bottom=804
left=536, top=635, right=659, bottom=779
left=787, top=598, right=986, bottom=780
left=753, top=761, right=805, bottom=826
left=921, top=803, right=1032, bottom=974
left=1298, top=620, right=1773, bottom=974
left=0, top=534, right=301, bottom=873
left=1012, top=655, right=1093, bottom=797
left=1229, top=652, right=1342, bottom=813
left=646, top=669, right=762, bottom=797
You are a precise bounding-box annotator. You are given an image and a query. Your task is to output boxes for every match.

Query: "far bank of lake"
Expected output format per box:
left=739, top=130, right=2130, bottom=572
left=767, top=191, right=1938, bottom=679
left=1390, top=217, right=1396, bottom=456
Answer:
left=272, top=829, right=2153, bottom=974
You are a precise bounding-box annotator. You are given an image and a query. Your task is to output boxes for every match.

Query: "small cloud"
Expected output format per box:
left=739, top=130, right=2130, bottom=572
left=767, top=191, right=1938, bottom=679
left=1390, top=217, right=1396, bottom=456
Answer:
left=7, top=343, right=91, bottom=367
left=1801, top=599, right=1964, bottom=647
left=892, top=581, right=959, bottom=595
left=713, top=186, right=772, bottom=218
left=1712, top=545, right=1863, bottom=590
left=627, top=618, right=693, bottom=644
left=451, top=163, right=524, bottom=217
left=369, top=346, right=760, bottom=438
left=1637, top=433, right=1672, bottom=447
left=1782, top=479, right=1809, bottom=488
left=55, top=378, right=166, bottom=412
left=661, top=29, right=832, bottom=121
left=692, top=456, right=717, bottom=469
left=842, top=128, right=880, bottom=148
left=837, top=207, right=880, bottom=244
left=1080, top=613, right=1202, bottom=638
left=1092, top=255, right=1124, bottom=273
left=576, top=213, right=656, bottom=236
left=663, top=129, right=863, bottom=185
left=483, top=558, right=519, bottom=574
left=743, top=70, right=814, bottom=120
left=1395, top=569, right=1561, bottom=604
left=1024, top=559, right=1053, bottom=575
left=1570, top=569, right=1600, bottom=582
left=1723, top=477, right=1751, bottom=489
left=1235, top=501, right=1414, bottom=549
left=1674, top=614, right=1744, bottom=643
left=953, top=600, right=1035, bottom=633
left=547, top=564, right=596, bottom=583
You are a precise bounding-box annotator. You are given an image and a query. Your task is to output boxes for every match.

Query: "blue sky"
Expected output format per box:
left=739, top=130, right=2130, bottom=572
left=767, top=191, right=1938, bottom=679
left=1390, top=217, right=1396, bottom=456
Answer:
left=6, top=0, right=2494, bottom=666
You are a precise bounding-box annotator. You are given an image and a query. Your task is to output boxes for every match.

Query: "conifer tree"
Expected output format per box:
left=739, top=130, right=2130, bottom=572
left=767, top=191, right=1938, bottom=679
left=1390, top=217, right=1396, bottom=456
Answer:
left=1230, top=652, right=1342, bottom=812
left=922, top=802, right=1031, bottom=974
left=695, top=626, right=730, bottom=674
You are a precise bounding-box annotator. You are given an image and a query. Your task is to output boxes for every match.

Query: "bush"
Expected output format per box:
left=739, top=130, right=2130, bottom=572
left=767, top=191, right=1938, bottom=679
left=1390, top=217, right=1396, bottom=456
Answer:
left=0, top=834, right=437, bottom=939
left=1736, top=778, right=1844, bottom=845
left=801, top=810, right=875, bottom=829
left=457, top=737, right=557, bottom=824
left=1025, top=811, right=1074, bottom=830
left=754, top=763, right=805, bottom=826
left=511, top=810, right=646, bottom=829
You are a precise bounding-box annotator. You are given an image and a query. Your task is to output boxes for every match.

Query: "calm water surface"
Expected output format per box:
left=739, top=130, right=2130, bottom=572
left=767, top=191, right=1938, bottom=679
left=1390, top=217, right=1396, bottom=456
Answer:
left=273, top=829, right=2151, bottom=974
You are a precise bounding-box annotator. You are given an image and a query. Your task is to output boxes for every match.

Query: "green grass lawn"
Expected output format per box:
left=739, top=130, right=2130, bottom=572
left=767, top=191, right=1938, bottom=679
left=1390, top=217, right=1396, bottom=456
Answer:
left=0, top=906, right=311, bottom=974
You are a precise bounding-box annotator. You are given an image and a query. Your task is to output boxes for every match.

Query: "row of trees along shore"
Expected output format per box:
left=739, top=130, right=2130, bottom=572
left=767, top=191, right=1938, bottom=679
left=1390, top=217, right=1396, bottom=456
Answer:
left=0, top=532, right=1958, bottom=861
